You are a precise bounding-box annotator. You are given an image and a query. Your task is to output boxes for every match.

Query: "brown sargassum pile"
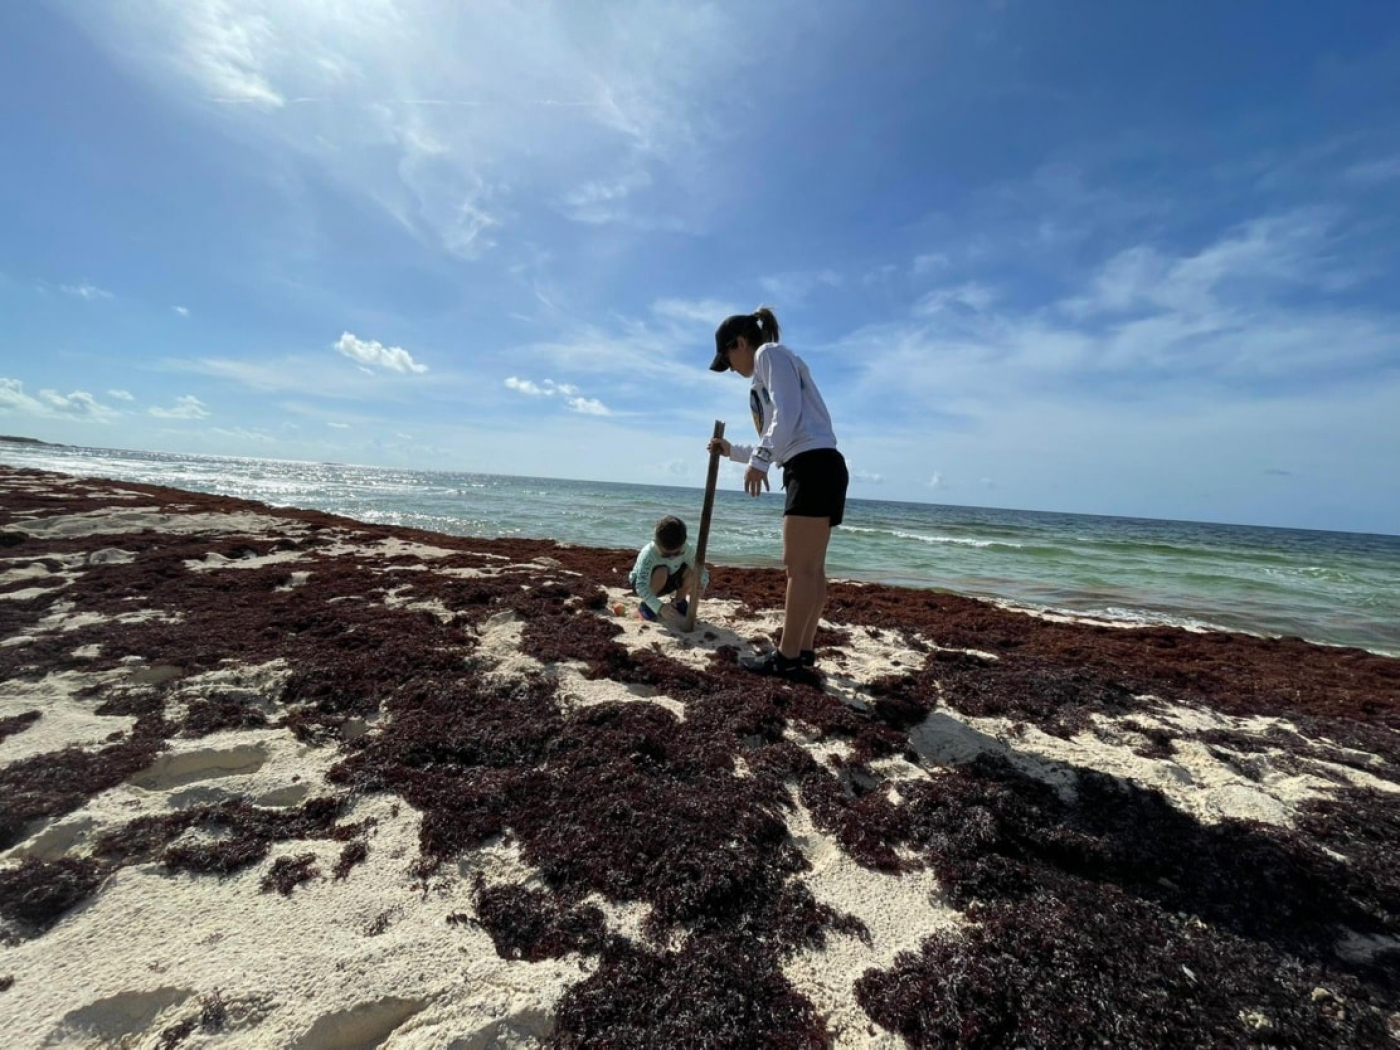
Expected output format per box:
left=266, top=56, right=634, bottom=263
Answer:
left=0, top=465, right=1397, bottom=1048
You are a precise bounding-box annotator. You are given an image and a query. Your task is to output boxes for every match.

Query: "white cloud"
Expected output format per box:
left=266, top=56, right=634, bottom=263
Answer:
left=567, top=396, right=610, bottom=416
left=505, top=375, right=609, bottom=415
left=927, top=472, right=944, bottom=489
left=0, top=378, right=119, bottom=421
left=505, top=376, right=545, bottom=396
left=61, top=282, right=114, bottom=300
left=334, top=332, right=428, bottom=374
left=167, top=0, right=287, bottom=108
left=328, top=421, right=351, bottom=429
left=504, top=377, right=579, bottom=397
left=173, top=306, right=191, bottom=317
left=108, top=389, right=135, bottom=401
left=149, top=395, right=211, bottom=419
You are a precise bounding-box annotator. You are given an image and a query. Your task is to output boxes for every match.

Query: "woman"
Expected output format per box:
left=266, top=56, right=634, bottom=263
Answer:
left=708, top=306, right=849, bottom=677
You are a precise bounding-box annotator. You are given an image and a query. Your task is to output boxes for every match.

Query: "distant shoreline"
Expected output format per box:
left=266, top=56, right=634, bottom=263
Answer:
left=0, top=436, right=65, bottom=448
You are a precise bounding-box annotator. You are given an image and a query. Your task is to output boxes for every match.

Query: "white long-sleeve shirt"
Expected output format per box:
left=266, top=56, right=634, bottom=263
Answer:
left=726, top=342, right=837, bottom=474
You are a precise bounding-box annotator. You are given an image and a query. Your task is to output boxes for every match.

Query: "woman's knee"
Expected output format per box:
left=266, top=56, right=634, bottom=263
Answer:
left=783, top=554, right=825, bottom=582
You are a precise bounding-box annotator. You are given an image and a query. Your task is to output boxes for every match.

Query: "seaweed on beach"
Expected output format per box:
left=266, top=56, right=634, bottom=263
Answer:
left=0, top=728, right=166, bottom=850
left=843, top=753, right=1400, bottom=1043
left=182, top=698, right=270, bottom=737
left=93, top=796, right=346, bottom=882
left=332, top=840, right=368, bottom=880
left=157, top=990, right=228, bottom=1049
left=0, top=710, right=41, bottom=743
left=328, top=604, right=874, bottom=1042
left=868, top=648, right=1141, bottom=740
left=855, top=882, right=1393, bottom=1050
left=1117, top=717, right=1177, bottom=758
left=0, top=857, right=107, bottom=938
left=553, top=935, right=832, bottom=1050
left=260, top=853, right=320, bottom=895
left=470, top=879, right=608, bottom=961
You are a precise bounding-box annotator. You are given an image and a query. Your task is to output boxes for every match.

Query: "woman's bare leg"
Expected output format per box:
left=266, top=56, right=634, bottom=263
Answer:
left=780, top=515, right=831, bottom=658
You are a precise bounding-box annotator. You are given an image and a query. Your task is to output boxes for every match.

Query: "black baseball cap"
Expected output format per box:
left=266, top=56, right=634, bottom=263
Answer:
left=710, top=314, right=748, bottom=372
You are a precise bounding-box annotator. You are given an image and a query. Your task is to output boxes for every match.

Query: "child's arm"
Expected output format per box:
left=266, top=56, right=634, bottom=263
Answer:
left=630, top=544, right=665, bottom=615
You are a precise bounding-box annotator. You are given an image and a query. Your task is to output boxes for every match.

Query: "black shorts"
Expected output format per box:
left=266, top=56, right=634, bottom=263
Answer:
left=781, top=448, right=849, bottom=526
left=633, top=564, right=689, bottom=598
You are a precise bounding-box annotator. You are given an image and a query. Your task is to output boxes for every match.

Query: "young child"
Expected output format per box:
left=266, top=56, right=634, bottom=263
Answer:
left=629, top=515, right=711, bottom=627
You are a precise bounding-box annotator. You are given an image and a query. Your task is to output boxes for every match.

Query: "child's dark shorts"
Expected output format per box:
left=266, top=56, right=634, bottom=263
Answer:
left=633, top=564, right=690, bottom=598
left=781, top=448, right=849, bottom=526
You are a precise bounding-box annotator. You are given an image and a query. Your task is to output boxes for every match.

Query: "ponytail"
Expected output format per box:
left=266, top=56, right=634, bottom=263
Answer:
left=752, top=306, right=781, bottom=346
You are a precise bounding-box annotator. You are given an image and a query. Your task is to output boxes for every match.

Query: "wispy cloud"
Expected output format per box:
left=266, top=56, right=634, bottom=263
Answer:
left=64, top=0, right=760, bottom=256
left=557, top=170, right=654, bottom=225
left=108, top=389, right=135, bottom=401
left=173, top=306, right=191, bottom=317
left=758, top=269, right=842, bottom=305
left=149, top=395, right=211, bottom=419
left=849, top=205, right=1396, bottom=419
left=651, top=298, right=737, bottom=326
left=210, top=425, right=276, bottom=444
left=61, top=282, right=114, bottom=300
left=335, top=332, right=429, bottom=375
left=1344, top=154, right=1400, bottom=185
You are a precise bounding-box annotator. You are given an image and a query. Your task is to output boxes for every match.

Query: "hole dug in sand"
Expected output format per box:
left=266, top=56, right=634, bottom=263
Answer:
left=444, top=1007, right=555, bottom=1050
left=127, top=744, right=269, bottom=791
left=291, top=996, right=427, bottom=1050
left=50, top=986, right=193, bottom=1046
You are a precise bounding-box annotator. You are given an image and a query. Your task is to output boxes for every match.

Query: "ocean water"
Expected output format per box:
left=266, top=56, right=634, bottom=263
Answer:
left=3, top=442, right=1398, bottom=657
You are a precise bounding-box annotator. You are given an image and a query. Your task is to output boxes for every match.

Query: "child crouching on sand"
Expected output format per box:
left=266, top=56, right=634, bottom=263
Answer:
left=629, top=515, right=711, bottom=628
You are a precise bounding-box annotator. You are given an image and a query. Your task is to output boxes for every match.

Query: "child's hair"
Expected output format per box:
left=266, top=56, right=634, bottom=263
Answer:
left=654, top=515, right=687, bottom=550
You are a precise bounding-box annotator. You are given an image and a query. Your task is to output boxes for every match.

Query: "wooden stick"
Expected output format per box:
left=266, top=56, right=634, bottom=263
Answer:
left=685, top=420, right=725, bottom=632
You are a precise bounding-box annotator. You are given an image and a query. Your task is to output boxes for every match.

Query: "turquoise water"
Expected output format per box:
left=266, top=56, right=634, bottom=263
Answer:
left=3, top=442, right=1398, bottom=657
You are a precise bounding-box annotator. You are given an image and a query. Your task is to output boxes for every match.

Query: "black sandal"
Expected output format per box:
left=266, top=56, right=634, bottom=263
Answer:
left=739, top=649, right=804, bottom=677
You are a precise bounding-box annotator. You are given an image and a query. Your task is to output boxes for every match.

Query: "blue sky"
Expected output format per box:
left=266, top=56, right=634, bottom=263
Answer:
left=1, top=1, right=1398, bottom=534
